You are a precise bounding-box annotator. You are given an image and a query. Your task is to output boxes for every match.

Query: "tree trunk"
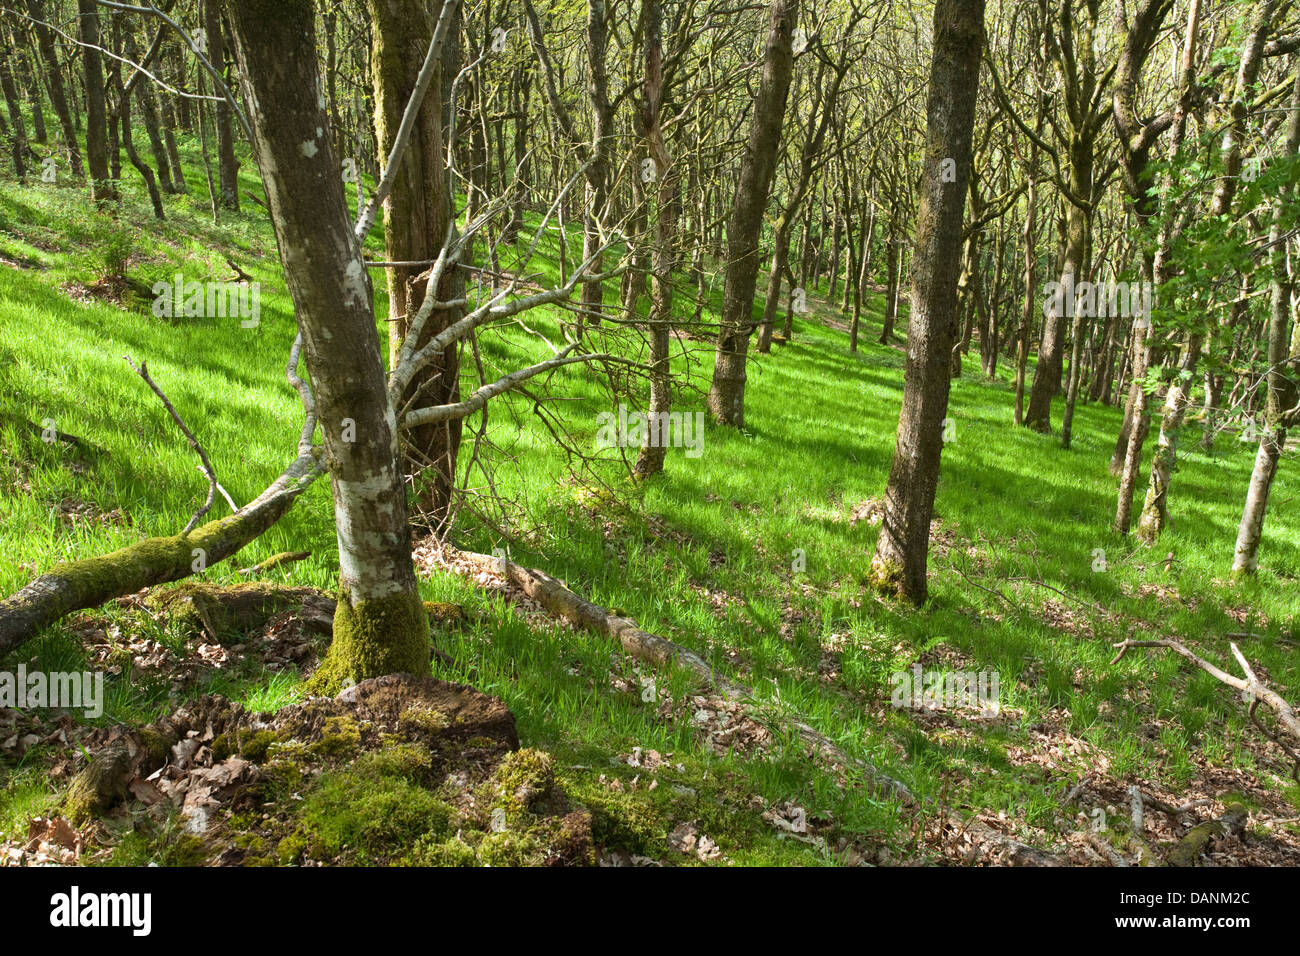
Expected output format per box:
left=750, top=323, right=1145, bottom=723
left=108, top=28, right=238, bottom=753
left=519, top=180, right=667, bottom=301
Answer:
left=27, top=0, right=83, bottom=177
left=206, top=0, right=240, bottom=211
left=0, top=30, right=27, bottom=182
left=76, top=0, right=115, bottom=204
left=226, top=0, right=429, bottom=689
left=869, top=0, right=985, bottom=604
left=879, top=231, right=900, bottom=343
left=580, top=0, right=614, bottom=330
left=633, top=0, right=678, bottom=479
left=706, top=0, right=798, bottom=428
left=1232, top=62, right=1300, bottom=574
left=368, top=0, right=463, bottom=531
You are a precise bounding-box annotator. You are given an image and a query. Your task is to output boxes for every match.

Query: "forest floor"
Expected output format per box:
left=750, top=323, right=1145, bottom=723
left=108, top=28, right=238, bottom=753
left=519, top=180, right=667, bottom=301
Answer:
left=2, top=135, right=1299, bottom=866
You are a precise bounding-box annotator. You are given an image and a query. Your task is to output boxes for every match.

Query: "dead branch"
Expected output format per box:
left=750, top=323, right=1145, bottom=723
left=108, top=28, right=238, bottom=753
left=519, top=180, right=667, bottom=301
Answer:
left=1111, top=636, right=1300, bottom=780
left=451, top=548, right=1063, bottom=866
left=126, top=356, right=219, bottom=532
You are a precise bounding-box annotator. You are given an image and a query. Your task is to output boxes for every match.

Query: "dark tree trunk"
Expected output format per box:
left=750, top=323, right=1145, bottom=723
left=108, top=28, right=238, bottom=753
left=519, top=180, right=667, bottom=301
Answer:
left=706, top=0, right=798, bottom=428
left=869, top=0, right=985, bottom=605
left=76, top=0, right=115, bottom=203
left=368, top=0, right=464, bottom=531
left=27, top=0, right=82, bottom=177
left=206, top=0, right=240, bottom=210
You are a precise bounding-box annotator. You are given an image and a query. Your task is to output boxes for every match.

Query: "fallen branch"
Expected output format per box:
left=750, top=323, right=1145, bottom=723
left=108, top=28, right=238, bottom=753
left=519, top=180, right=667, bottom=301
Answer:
left=0, top=450, right=324, bottom=657
left=1165, top=801, right=1249, bottom=866
left=452, top=548, right=1063, bottom=865
left=1111, top=636, right=1300, bottom=782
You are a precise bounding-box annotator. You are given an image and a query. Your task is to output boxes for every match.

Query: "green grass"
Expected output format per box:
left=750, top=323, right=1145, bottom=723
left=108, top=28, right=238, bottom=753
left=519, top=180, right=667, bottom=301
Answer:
left=1, top=116, right=1298, bottom=864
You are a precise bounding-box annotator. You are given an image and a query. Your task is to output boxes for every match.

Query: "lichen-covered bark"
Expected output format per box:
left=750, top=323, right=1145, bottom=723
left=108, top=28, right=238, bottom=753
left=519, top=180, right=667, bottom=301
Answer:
left=226, top=0, right=428, bottom=687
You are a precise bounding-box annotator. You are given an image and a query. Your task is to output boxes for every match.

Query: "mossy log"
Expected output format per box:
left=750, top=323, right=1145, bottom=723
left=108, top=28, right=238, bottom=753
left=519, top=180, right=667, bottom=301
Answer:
left=0, top=450, right=323, bottom=657
left=1166, top=802, right=1249, bottom=867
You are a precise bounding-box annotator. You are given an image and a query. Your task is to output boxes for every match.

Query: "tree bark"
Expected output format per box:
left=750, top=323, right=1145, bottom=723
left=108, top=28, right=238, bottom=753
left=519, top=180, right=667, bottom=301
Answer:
left=1232, top=61, right=1300, bottom=574
left=205, top=0, right=239, bottom=210
left=705, top=0, right=798, bottom=428
left=76, top=0, right=114, bottom=204
left=27, top=0, right=82, bottom=177
left=368, top=0, right=463, bottom=531
left=226, top=0, right=430, bottom=688
left=869, top=0, right=985, bottom=604
left=633, top=0, right=678, bottom=479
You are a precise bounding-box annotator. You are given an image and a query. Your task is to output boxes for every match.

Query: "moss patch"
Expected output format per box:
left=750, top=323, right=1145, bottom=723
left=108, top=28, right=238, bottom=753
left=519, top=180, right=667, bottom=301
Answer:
left=307, top=590, right=431, bottom=694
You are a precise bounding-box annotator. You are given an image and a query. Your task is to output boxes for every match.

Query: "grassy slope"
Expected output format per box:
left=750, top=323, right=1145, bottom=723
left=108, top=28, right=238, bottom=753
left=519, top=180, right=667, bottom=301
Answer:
left=1, top=124, right=1297, bottom=864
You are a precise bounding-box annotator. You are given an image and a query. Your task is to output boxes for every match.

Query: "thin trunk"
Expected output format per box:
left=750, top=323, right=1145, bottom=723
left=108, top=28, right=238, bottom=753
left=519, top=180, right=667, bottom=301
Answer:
left=869, top=0, right=985, bottom=604
left=226, top=0, right=428, bottom=688
left=706, top=0, right=798, bottom=428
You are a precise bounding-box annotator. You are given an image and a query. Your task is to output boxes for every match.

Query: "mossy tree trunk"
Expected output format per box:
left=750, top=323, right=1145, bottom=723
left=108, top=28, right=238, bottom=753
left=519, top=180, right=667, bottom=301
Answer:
left=226, top=0, right=429, bottom=689
left=869, top=0, right=985, bottom=605
left=367, top=0, right=463, bottom=531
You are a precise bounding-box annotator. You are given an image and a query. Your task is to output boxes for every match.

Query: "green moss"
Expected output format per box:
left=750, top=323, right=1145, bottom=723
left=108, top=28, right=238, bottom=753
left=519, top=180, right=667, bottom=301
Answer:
left=309, top=715, right=363, bottom=759
left=399, top=705, right=450, bottom=734
left=564, top=780, right=667, bottom=855
left=866, top=555, right=905, bottom=598
left=485, top=748, right=555, bottom=815
left=352, top=744, right=432, bottom=782
left=423, top=601, right=466, bottom=625
left=63, top=745, right=132, bottom=823
left=404, top=832, right=480, bottom=866
left=276, top=830, right=309, bottom=865
left=212, top=728, right=279, bottom=763
left=135, top=727, right=173, bottom=766
left=100, top=826, right=208, bottom=867
left=307, top=589, right=431, bottom=694
left=292, top=759, right=454, bottom=863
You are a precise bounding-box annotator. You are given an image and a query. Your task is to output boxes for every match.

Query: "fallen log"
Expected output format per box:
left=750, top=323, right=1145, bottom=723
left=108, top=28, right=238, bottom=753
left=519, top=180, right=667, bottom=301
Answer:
left=452, top=548, right=1063, bottom=865
left=1165, top=800, right=1249, bottom=867
left=0, top=450, right=324, bottom=657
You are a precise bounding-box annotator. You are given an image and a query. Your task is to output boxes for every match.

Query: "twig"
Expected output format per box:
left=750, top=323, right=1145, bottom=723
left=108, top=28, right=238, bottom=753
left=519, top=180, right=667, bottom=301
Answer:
left=125, top=356, right=218, bottom=533
left=196, top=465, right=238, bottom=511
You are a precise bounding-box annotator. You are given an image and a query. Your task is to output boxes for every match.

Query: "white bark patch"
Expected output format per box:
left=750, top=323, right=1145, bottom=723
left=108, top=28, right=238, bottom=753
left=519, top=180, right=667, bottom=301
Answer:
left=332, top=471, right=405, bottom=600
left=299, top=139, right=319, bottom=159
left=343, top=260, right=369, bottom=309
